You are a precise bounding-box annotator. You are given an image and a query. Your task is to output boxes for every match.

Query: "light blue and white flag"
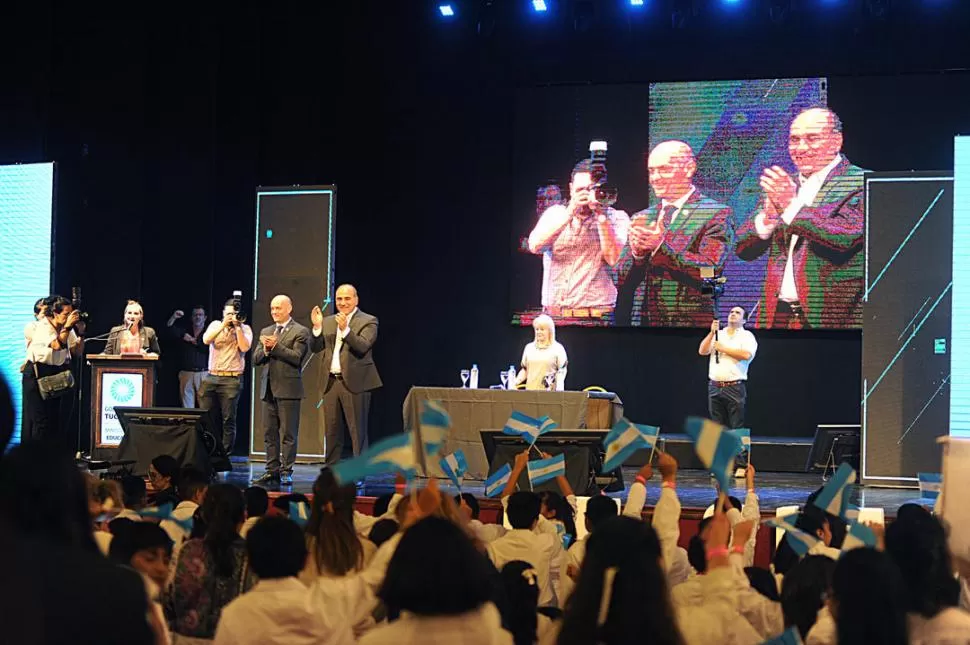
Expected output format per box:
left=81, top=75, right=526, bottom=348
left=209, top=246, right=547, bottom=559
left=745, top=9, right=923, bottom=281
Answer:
left=528, top=453, right=566, bottom=486
left=537, top=415, right=558, bottom=437
left=503, top=411, right=545, bottom=444
left=420, top=399, right=451, bottom=457
left=844, top=505, right=861, bottom=523
left=440, top=449, right=468, bottom=490
left=602, top=418, right=659, bottom=472
left=485, top=463, right=513, bottom=498
left=759, top=626, right=804, bottom=645
left=290, top=501, right=310, bottom=528
left=918, top=472, right=942, bottom=502
left=811, top=462, right=856, bottom=520
left=730, top=427, right=752, bottom=453
left=684, top=416, right=741, bottom=492
left=331, top=432, right=418, bottom=485
left=840, top=521, right=877, bottom=553
left=139, top=502, right=194, bottom=532
left=766, top=513, right=821, bottom=557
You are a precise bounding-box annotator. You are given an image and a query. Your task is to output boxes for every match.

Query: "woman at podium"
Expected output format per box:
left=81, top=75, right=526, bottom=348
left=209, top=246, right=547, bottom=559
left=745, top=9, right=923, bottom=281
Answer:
left=104, top=300, right=161, bottom=356
left=515, top=314, right=568, bottom=391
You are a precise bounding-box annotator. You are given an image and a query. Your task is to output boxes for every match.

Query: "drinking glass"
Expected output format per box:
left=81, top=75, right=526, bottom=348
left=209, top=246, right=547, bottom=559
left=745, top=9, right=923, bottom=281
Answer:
left=544, top=372, right=556, bottom=390
left=500, top=371, right=509, bottom=389
left=460, top=369, right=470, bottom=388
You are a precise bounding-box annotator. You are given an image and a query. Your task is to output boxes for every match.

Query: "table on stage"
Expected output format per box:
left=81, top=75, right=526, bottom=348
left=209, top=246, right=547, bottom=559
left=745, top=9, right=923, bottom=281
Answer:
left=402, top=386, right=623, bottom=479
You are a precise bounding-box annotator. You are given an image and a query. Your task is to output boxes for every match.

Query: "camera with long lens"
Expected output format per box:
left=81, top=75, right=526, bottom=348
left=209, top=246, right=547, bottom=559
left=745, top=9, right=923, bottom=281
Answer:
left=699, top=267, right=727, bottom=299
left=230, top=290, right=247, bottom=324
left=589, top=140, right=618, bottom=207
left=70, top=286, right=92, bottom=324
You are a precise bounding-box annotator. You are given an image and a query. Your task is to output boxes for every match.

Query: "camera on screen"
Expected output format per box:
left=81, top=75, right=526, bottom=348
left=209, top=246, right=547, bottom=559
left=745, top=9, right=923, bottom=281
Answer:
left=589, top=140, right=618, bottom=207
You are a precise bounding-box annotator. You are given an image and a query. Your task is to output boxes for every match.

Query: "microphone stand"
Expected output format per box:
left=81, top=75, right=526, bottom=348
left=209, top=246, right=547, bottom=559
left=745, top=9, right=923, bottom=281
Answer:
left=74, top=331, right=112, bottom=460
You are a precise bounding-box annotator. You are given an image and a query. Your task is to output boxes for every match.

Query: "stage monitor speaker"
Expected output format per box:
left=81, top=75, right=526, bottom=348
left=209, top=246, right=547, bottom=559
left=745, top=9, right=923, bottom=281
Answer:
left=807, top=425, right=860, bottom=476
left=480, top=429, right=623, bottom=495
left=115, top=407, right=231, bottom=477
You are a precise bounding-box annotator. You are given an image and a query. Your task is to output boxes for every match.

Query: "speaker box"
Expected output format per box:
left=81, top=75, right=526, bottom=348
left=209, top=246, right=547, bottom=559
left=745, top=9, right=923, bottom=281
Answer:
left=115, top=407, right=231, bottom=476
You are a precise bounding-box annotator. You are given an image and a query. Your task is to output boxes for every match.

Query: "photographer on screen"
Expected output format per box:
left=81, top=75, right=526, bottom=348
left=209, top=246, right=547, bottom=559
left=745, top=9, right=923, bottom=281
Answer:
left=527, top=146, right=630, bottom=323
left=200, top=297, right=253, bottom=456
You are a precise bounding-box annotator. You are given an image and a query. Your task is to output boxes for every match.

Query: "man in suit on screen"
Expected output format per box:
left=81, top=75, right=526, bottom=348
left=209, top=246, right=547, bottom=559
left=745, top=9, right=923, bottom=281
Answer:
left=615, top=140, right=733, bottom=327
left=736, top=107, right=865, bottom=329
left=309, top=284, right=382, bottom=465
left=252, top=294, right=309, bottom=486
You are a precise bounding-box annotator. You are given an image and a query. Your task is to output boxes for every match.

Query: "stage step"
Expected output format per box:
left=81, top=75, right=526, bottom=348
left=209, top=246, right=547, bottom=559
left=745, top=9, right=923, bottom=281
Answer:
left=629, top=434, right=815, bottom=473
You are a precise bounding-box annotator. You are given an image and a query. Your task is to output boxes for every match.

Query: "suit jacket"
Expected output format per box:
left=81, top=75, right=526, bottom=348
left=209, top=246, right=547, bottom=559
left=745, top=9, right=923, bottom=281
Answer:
left=252, top=320, right=310, bottom=400
left=309, top=309, right=382, bottom=394
left=615, top=190, right=733, bottom=327
left=103, top=325, right=161, bottom=355
left=735, top=158, right=865, bottom=329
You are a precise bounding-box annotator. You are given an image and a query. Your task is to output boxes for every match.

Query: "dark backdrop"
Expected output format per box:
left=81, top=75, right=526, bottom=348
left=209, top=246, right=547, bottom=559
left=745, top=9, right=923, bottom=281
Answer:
left=4, top=2, right=970, bottom=452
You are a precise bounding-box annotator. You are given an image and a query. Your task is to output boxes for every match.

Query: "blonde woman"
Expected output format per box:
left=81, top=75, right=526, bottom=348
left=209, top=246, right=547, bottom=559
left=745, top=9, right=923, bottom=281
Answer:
left=104, top=300, right=161, bottom=355
left=516, top=314, right=567, bottom=391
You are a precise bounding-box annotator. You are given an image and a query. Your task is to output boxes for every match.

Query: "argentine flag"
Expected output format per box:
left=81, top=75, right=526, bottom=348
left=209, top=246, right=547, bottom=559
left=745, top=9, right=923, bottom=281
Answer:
left=503, top=411, right=546, bottom=444
left=684, top=416, right=741, bottom=492
left=840, top=521, right=877, bottom=553
left=290, top=501, right=310, bottom=528
left=602, top=418, right=659, bottom=472
left=140, top=502, right=194, bottom=532
left=331, top=432, right=418, bottom=485
left=811, top=462, right=856, bottom=520
left=528, top=452, right=566, bottom=486
left=759, top=626, right=804, bottom=645
left=917, top=472, right=942, bottom=502
left=729, top=427, right=751, bottom=453
left=420, top=399, right=451, bottom=457
left=485, top=463, right=512, bottom=498
left=766, top=513, right=820, bottom=557
left=440, top=450, right=468, bottom=490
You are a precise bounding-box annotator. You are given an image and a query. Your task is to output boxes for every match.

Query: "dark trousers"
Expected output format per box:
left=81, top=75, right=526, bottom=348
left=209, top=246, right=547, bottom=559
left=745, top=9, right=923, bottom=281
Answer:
left=708, top=381, right=746, bottom=429
left=262, top=384, right=301, bottom=475
left=323, top=375, right=371, bottom=465
left=21, top=364, right=74, bottom=451
left=199, top=374, right=243, bottom=454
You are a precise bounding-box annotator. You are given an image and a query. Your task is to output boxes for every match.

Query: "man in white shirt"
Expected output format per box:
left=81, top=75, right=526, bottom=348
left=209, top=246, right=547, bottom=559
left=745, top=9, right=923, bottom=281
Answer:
left=699, top=305, right=758, bottom=429
left=527, top=159, right=630, bottom=322
left=486, top=491, right=562, bottom=607
left=215, top=516, right=356, bottom=645
left=736, top=107, right=865, bottom=329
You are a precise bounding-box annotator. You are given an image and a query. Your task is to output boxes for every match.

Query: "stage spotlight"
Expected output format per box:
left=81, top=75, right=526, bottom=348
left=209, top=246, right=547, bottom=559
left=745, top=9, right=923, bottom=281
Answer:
left=532, top=0, right=548, bottom=12
left=630, top=0, right=645, bottom=5
left=438, top=3, right=456, bottom=17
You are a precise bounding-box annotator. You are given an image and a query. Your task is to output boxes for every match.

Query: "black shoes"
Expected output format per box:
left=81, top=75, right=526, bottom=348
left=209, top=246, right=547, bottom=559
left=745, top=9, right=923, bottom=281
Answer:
left=252, top=471, right=280, bottom=486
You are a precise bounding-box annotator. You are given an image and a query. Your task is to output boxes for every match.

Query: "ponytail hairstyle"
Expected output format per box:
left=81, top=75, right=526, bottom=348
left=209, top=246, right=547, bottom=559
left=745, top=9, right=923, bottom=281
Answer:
left=539, top=490, right=577, bottom=545
left=306, top=467, right=363, bottom=576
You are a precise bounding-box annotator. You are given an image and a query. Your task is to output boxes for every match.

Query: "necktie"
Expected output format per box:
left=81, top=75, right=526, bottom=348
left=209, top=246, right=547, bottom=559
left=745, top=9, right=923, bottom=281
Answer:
left=275, top=324, right=284, bottom=336
left=656, top=203, right=671, bottom=229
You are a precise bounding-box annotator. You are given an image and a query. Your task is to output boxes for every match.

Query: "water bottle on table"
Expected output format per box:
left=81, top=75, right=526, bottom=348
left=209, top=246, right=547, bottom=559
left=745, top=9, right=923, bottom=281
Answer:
left=470, top=363, right=479, bottom=389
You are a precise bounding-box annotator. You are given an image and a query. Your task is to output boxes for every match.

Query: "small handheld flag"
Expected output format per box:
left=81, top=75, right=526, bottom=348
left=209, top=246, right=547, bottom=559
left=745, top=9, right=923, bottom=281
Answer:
left=140, top=503, right=194, bottom=532
left=503, top=411, right=545, bottom=444
left=602, top=418, right=659, bottom=472
left=420, top=399, right=451, bottom=458
left=766, top=514, right=821, bottom=557
left=684, top=416, right=741, bottom=492
left=440, top=450, right=468, bottom=490
left=290, top=501, right=310, bottom=528
left=331, top=432, right=418, bottom=485
left=527, top=453, right=566, bottom=486
left=840, top=521, right=877, bottom=553
left=485, top=463, right=513, bottom=498
left=811, top=462, right=856, bottom=520
left=917, top=472, right=942, bottom=502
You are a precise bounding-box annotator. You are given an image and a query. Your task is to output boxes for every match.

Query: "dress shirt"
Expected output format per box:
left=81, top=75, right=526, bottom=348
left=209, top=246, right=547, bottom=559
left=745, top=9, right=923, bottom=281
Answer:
left=328, top=308, right=357, bottom=375
left=754, top=154, right=843, bottom=302
left=486, top=528, right=560, bottom=607
left=528, top=204, right=631, bottom=309
left=205, top=321, right=253, bottom=373
left=908, top=607, right=970, bottom=645
left=170, top=324, right=209, bottom=372
left=357, top=602, right=513, bottom=645
left=468, top=518, right=507, bottom=544
left=214, top=577, right=357, bottom=645
left=352, top=492, right=402, bottom=538
left=25, top=319, right=78, bottom=366
left=708, top=327, right=758, bottom=382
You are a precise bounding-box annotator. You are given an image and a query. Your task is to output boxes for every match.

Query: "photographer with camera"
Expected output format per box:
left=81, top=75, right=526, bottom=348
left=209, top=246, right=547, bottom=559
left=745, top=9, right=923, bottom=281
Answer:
left=527, top=146, right=630, bottom=323
left=698, top=306, right=757, bottom=430
left=615, top=140, right=733, bottom=327
left=200, top=297, right=253, bottom=456
left=166, top=306, right=209, bottom=407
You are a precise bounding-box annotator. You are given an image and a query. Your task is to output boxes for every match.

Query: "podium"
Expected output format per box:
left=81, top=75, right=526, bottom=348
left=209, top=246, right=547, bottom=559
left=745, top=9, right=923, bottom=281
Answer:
left=87, top=354, right=157, bottom=459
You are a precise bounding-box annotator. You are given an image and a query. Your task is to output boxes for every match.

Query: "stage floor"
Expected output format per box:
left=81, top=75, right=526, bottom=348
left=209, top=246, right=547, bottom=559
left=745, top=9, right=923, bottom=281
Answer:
left=222, top=460, right=920, bottom=516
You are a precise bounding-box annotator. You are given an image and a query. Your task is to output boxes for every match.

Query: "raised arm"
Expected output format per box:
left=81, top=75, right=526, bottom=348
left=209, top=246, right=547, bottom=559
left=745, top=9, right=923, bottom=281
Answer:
left=699, top=319, right=718, bottom=356
left=622, top=461, right=652, bottom=519
left=527, top=205, right=572, bottom=253
left=596, top=209, right=630, bottom=268
left=653, top=451, right=682, bottom=571
left=501, top=450, right=530, bottom=498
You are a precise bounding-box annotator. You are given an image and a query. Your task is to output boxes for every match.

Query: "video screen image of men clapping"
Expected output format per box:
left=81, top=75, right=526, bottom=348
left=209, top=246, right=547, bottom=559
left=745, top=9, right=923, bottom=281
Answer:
left=510, top=77, right=867, bottom=330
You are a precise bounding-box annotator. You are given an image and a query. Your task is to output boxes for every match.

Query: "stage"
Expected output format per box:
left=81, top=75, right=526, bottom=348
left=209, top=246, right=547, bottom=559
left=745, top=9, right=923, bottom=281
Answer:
left=219, top=459, right=920, bottom=518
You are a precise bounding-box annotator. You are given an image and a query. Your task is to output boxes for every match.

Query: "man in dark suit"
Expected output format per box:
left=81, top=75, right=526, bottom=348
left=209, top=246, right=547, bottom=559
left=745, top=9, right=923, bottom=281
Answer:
left=615, top=140, right=733, bottom=327
left=736, top=107, right=864, bottom=329
left=252, top=294, right=309, bottom=486
left=309, top=283, right=382, bottom=465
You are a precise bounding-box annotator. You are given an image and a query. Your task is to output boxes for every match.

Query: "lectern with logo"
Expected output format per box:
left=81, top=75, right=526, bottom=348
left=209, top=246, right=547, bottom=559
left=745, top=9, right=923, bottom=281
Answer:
left=87, top=354, right=157, bottom=460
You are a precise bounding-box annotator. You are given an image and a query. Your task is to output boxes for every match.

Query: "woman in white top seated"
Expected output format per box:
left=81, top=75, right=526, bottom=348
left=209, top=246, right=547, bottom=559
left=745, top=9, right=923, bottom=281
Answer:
left=517, top=315, right=567, bottom=391
left=104, top=300, right=161, bottom=355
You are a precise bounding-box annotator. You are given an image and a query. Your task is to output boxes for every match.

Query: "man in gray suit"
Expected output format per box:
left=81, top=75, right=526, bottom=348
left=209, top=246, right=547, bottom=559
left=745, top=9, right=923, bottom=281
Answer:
left=252, top=294, right=309, bottom=486
left=310, top=284, right=382, bottom=465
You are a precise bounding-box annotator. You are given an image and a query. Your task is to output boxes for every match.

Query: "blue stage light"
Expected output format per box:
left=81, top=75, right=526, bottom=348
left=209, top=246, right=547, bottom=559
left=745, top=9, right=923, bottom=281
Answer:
left=532, top=0, right=548, bottom=12
left=630, top=0, right=644, bottom=5
left=438, top=3, right=455, bottom=16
